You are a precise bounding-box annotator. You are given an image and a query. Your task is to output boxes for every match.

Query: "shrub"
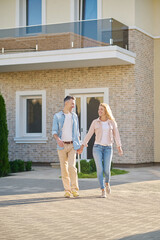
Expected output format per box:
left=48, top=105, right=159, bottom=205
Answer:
left=25, top=161, right=32, bottom=171
left=77, top=158, right=112, bottom=174
left=76, top=162, right=78, bottom=170
left=16, top=159, right=25, bottom=172
left=89, top=158, right=96, bottom=172
left=81, top=160, right=90, bottom=173
left=76, top=159, right=91, bottom=174
left=0, top=94, right=10, bottom=177
left=9, top=160, right=19, bottom=173
left=111, top=162, right=113, bottom=171
left=9, top=160, right=32, bottom=173
left=76, top=159, right=96, bottom=173
left=9, top=159, right=25, bottom=173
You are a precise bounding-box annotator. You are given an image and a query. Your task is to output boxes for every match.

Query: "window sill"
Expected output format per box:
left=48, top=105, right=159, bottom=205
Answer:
left=14, top=137, right=48, bottom=143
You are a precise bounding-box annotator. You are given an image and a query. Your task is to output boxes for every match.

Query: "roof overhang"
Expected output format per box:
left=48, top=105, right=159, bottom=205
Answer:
left=0, top=46, right=136, bottom=73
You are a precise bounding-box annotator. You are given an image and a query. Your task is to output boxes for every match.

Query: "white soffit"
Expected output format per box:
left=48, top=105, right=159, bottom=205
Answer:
left=0, top=46, right=136, bottom=72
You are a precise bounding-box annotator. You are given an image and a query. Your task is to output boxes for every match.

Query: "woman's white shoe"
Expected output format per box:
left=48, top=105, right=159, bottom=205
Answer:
left=106, top=185, right=111, bottom=194
left=101, top=190, right=106, bottom=198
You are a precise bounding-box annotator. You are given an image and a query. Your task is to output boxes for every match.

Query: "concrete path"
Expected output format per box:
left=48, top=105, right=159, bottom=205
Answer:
left=0, top=166, right=160, bottom=240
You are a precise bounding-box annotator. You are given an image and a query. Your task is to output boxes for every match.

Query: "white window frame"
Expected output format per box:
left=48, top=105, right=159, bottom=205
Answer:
left=23, top=96, right=42, bottom=137
left=16, top=0, right=46, bottom=27
left=65, top=88, right=108, bottom=102
left=14, top=90, right=48, bottom=143
left=70, top=0, right=102, bottom=21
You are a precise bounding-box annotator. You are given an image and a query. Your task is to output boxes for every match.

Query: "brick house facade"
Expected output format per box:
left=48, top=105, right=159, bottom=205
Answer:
left=0, top=0, right=159, bottom=166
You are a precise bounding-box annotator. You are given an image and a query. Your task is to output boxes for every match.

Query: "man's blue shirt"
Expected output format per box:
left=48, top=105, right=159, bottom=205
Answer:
left=52, top=111, right=80, bottom=150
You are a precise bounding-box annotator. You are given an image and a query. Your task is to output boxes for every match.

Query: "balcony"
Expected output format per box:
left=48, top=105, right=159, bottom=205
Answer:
left=0, top=18, right=136, bottom=72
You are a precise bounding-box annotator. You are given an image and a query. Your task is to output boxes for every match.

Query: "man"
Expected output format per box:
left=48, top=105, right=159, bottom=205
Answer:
left=52, top=96, right=81, bottom=198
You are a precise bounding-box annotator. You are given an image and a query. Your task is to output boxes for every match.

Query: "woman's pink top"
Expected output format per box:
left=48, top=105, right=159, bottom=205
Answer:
left=82, top=118, right=122, bottom=147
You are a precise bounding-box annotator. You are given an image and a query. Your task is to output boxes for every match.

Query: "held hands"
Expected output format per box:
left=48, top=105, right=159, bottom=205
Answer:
left=77, top=145, right=84, bottom=154
left=117, top=146, right=123, bottom=156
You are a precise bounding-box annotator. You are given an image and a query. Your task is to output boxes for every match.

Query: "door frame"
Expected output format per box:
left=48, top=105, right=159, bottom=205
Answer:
left=65, top=88, right=109, bottom=159
left=65, top=88, right=109, bottom=102
left=70, top=0, right=102, bottom=21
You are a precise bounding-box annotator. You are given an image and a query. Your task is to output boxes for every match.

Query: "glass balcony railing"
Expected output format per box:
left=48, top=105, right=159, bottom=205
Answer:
left=0, top=18, right=128, bottom=54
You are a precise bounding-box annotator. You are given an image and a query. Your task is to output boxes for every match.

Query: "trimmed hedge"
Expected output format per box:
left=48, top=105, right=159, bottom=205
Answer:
left=25, top=161, right=32, bottom=171
left=9, top=160, right=32, bottom=173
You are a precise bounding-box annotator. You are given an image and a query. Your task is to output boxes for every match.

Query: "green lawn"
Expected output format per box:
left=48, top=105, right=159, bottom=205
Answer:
left=78, top=169, right=129, bottom=178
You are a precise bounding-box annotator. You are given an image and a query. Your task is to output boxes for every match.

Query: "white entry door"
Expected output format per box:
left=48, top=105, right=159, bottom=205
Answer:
left=65, top=88, right=109, bottom=159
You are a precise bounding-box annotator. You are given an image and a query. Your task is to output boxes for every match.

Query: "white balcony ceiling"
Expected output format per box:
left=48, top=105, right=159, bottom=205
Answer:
left=0, top=46, right=136, bottom=73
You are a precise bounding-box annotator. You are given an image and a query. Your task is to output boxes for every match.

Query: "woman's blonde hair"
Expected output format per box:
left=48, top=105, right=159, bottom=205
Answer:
left=99, top=103, right=116, bottom=123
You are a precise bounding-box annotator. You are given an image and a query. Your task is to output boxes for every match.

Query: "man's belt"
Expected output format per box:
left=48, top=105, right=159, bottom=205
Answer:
left=63, top=141, right=73, bottom=144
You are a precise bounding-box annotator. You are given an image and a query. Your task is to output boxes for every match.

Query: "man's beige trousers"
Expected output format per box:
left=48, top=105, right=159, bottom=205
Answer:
left=58, top=143, right=79, bottom=192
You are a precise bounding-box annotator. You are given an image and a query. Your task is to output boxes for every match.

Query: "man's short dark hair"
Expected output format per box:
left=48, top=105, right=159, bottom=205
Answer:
left=64, top=95, right=75, bottom=103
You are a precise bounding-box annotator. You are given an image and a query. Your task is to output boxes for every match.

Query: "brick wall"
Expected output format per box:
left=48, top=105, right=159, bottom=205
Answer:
left=129, top=29, right=154, bottom=164
left=0, top=65, right=136, bottom=164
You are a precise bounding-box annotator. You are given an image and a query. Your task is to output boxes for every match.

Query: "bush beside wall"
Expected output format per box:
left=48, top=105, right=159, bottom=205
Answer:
left=76, top=159, right=96, bottom=174
left=9, top=160, right=32, bottom=173
left=0, top=94, right=10, bottom=177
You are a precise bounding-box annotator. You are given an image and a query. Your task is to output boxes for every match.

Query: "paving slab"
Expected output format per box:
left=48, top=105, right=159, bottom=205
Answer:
left=0, top=166, right=160, bottom=240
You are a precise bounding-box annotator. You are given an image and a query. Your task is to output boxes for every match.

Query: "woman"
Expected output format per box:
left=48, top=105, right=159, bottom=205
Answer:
left=78, top=103, right=123, bottom=198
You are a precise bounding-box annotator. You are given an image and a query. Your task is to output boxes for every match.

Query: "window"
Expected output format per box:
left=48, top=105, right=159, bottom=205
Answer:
left=71, top=0, right=102, bottom=23
left=71, top=0, right=99, bottom=21
left=26, top=0, right=42, bottom=26
left=26, top=98, right=42, bottom=134
left=14, top=90, right=47, bottom=143
left=78, top=0, right=98, bottom=44
left=16, top=0, right=46, bottom=28
left=26, top=0, right=42, bottom=34
left=81, top=0, right=97, bottom=20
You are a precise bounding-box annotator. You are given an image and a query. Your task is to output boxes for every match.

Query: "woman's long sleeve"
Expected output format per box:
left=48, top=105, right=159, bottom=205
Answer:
left=112, top=121, right=122, bottom=147
left=82, top=121, right=95, bottom=147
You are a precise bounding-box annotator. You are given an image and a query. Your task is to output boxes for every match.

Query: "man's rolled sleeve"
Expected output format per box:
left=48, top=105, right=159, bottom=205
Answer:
left=52, top=114, right=59, bottom=136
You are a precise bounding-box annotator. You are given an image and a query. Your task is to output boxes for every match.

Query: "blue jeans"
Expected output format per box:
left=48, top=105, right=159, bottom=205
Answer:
left=93, top=144, right=113, bottom=189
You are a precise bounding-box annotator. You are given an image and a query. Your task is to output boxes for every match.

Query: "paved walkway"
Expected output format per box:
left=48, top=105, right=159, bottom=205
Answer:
left=0, top=166, right=160, bottom=240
